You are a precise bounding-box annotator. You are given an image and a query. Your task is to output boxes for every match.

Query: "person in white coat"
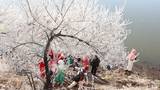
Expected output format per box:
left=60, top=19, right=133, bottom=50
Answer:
left=125, top=48, right=140, bottom=75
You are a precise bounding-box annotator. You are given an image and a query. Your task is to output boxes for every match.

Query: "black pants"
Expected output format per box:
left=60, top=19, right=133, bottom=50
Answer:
left=91, top=66, right=97, bottom=75
left=125, top=70, right=132, bottom=76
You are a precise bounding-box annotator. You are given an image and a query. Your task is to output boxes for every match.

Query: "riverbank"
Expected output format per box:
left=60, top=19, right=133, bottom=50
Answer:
left=95, top=67, right=160, bottom=90
left=133, top=61, right=160, bottom=80
left=0, top=66, right=159, bottom=90
left=0, top=58, right=160, bottom=90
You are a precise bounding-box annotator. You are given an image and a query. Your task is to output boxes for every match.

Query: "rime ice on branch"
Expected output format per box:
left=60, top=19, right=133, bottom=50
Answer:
left=0, top=0, right=129, bottom=72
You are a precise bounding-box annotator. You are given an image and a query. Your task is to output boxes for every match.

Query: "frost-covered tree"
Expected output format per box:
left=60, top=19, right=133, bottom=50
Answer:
left=0, top=0, right=129, bottom=89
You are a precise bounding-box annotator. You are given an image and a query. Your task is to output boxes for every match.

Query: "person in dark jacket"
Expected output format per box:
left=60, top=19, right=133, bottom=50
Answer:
left=90, top=55, right=100, bottom=76
left=67, top=71, right=85, bottom=89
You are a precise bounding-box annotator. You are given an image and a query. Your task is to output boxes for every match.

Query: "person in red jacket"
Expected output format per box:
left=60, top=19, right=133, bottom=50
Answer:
left=38, top=49, right=57, bottom=79
left=82, top=56, right=89, bottom=73
left=48, top=49, right=54, bottom=59
left=81, top=56, right=89, bottom=84
left=57, top=51, right=65, bottom=63
left=48, top=49, right=57, bottom=77
left=38, top=58, right=45, bottom=79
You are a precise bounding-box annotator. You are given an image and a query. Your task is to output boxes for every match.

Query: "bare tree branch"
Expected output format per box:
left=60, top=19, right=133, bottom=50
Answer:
left=13, top=42, right=43, bottom=50
left=26, top=52, right=43, bottom=58
left=43, top=30, right=50, bottom=40
left=26, top=0, right=52, bottom=31
left=50, top=0, right=74, bottom=33
left=61, top=0, right=65, bottom=12
left=63, top=0, right=74, bottom=17
left=44, top=6, right=58, bottom=25
left=58, top=33, right=101, bottom=55
left=73, top=27, right=87, bottom=36
left=82, top=0, right=89, bottom=20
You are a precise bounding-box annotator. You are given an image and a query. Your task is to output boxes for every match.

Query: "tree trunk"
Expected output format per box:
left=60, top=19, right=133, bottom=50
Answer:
left=43, top=36, right=54, bottom=90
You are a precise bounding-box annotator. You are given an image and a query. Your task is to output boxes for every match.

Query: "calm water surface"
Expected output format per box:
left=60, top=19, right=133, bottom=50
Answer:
left=101, top=0, right=160, bottom=65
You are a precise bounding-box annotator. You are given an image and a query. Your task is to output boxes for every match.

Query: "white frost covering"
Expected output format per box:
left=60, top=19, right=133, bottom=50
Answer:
left=0, top=59, right=10, bottom=72
left=0, top=0, right=129, bottom=72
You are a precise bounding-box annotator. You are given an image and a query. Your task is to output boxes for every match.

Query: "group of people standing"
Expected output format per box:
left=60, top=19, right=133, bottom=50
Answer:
left=38, top=49, right=101, bottom=89
left=38, top=48, right=139, bottom=89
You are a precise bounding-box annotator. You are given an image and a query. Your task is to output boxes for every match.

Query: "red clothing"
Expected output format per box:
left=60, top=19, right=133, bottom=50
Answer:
left=48, top=59, right=57, bottom=74
left=38, top=59, right=45, bottom=78
left=48, top=49, right=54, bottom=59
left=82, top=56, right=89, bottom=72
left=38, top=50, right=65, bottom=78
left=57, top=52, right=64, bottom=61
left=38, top=57, right=57, bottom=78
left=48, top=49, right=57, bottom=73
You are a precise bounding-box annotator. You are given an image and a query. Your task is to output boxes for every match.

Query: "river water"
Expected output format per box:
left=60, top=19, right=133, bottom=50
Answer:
left=101, top=0, right=160, bottom=65
left=125, top=0, right=160, bottom=65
